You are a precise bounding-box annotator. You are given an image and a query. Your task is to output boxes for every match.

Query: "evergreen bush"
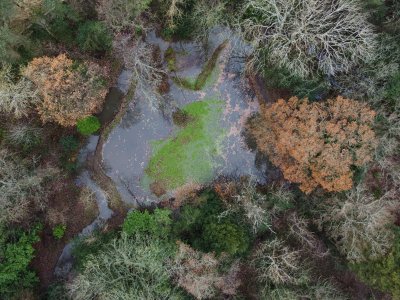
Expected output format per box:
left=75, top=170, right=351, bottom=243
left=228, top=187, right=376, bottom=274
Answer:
left=77, top=116, right=101, bottom=136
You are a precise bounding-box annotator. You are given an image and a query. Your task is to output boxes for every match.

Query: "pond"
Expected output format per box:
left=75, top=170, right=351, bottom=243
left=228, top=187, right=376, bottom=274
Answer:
left=102, top=27, right=269, bottom=206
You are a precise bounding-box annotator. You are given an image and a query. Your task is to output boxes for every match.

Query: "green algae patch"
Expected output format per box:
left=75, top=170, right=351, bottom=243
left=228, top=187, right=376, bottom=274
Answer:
left=145, top=99, right=225, bottom=191
left=172, top=40, right=227, bottom=91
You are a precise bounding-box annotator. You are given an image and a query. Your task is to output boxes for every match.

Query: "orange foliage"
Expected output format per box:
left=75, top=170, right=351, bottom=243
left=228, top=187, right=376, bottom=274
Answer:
left=23, top=54, right=107, bottom=127
left=249, top=96, right=377, bottom=193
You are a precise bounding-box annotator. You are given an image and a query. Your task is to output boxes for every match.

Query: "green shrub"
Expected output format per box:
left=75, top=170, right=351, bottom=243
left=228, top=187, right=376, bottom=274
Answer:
left=37, top=1, right=82, bottom=44
left=262, top=64, right=329, bottom=100
left=76, top=21, right=112, bottom=53
left=201, top=221, right=249, bottom=256
left=46, top=282, right=69, bottom=300
left=77, top=116, right=101, bottom=136
left=173, top=205, right=203, bottom=234
left=59, top=135, right=79, bottom=173
left=362, top=0, right=388, bottom=25
left=122, top=208, right=172, bottom=238
left=52, top=224, right=66, bottom=240
left=0, top=224, right=42, bottom=298
left=59, top=135, right=79, bottom=153
left=352, top=229, right=400, bottom=298
left=165, top=47, right=177, bottom=72
left=173, top=191, right=251, bottom=256
left=385, top=71, right=400, bottom=107
left=60, top=160, right=78, bottom=174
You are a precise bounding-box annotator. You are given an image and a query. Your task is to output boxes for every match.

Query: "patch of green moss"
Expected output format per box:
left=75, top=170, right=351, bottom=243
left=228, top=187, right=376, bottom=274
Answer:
left=145, top=99, right=225, bottom=191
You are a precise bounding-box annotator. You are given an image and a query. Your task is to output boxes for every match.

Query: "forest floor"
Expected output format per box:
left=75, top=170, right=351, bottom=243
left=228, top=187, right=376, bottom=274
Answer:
left=31, top=178, right=98, bottom=289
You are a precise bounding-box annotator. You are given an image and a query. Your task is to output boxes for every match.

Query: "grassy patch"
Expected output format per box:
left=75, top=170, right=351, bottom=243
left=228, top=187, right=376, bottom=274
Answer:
left=145, top=99, right=225, bottom=191
left=165, top=47, right=177, bottom=72
left=172, top=40, right=227, bottom=91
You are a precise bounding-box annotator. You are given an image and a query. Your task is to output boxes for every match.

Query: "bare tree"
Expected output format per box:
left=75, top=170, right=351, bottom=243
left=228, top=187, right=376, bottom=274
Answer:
left=0, top=65, right=39, bottom=118
left=238, top=0, right=376, bottom=78
left=315, top=183, right=398, bottom=262
left=96, top=0, right=151, bottom=33
left=230, top=179, right=270, bottom=233
left=192, top=0, right=227, bottom=41
left=6, top=123, right=42, bottom=149
left=287, top=212, right=328, bottom=258
left=165, top=0, right=185, bottom=29
left=252, top=238, right=309, bottom=285
left=113, top=36, right=165, bottom=109
left=173, top=241, right=220, bottom=299
left=173, top=241, right=241, bottom=299
left=0, top=150, right=57, bottom=225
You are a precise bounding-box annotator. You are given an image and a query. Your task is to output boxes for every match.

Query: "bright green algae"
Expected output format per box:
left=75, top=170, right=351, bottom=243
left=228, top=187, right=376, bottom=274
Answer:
left=145, top=99, right=225, bottom=190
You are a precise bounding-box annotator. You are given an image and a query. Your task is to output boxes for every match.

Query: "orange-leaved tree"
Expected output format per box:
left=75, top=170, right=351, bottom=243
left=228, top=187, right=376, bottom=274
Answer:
left=23, top=54, right=107, bottom=127
left=248, top=96, right=377, bottom=194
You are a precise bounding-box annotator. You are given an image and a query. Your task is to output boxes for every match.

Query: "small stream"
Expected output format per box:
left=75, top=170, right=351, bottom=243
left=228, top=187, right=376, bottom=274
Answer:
left=54, top=70, right=132, bottom=278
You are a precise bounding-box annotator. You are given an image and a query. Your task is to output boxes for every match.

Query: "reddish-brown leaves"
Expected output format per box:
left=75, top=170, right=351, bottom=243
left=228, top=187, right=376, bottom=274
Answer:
left=249, top=96, right=377, bottom=193
left=23, top=54, right=107, bottom=127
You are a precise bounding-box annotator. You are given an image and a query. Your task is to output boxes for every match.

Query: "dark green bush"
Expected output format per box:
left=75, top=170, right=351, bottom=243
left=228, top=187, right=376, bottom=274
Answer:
left=59, top=135, right=79, bottom=173
left=352, top=229, right=400, bottom=298
left=77, top=116, right=101, bottom=136
left=46, top=282, right=69, bottom=300
left=0, top=224, right=42, bottom=299
left=37, top=0, right=82, bottom=44
left=173, top=191, right=251, bottom=256
left=76, top=21, right=112, bottom=53
left=386, top=71, right=400, bottom=107
left=201, top=221, right=249, bottom=256
left=362, top=0, right=388, bottom=25
left=59, top=135, right=79, bottom=154
left=122, top=208, right=172, bottom=238
left=262, top=64, right=329, bottom=100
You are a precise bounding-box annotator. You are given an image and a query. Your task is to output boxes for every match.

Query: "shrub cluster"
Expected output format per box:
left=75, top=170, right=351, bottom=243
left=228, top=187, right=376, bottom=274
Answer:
left=0, top=224, right=42, bottom=298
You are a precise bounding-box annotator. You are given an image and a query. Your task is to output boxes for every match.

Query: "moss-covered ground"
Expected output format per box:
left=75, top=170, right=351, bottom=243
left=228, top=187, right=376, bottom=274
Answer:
left=145, top=99, right=225, bottom=190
